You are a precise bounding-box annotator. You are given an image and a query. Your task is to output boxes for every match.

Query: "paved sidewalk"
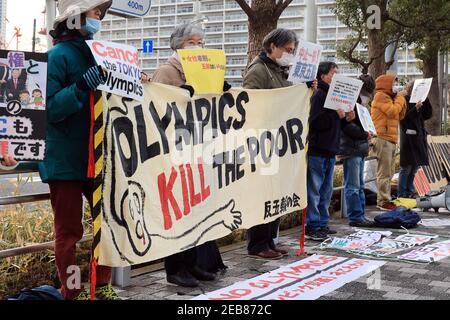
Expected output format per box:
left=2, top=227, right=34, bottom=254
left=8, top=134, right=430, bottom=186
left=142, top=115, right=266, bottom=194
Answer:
left=115, top=207, right=450, bottom=300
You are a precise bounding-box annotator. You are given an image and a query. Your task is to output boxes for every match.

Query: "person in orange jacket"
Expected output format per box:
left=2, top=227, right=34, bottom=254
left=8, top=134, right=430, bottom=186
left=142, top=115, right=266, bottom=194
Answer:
left=371, top=74, right=407, bottom=211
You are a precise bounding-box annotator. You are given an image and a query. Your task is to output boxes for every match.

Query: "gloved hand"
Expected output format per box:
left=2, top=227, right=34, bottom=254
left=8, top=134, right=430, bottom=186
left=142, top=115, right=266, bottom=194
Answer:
left=76, top=65, right=107, bottom=91
left=223, top=81, right=232, bottom=92
left=180, top=84, right=195, bottom=97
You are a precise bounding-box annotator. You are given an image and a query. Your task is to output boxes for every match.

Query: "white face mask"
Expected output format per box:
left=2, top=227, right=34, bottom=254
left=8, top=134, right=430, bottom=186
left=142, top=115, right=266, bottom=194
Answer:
left=184, top=45, right=202, bottom=50
left=276, top=52, right=295, bottom=67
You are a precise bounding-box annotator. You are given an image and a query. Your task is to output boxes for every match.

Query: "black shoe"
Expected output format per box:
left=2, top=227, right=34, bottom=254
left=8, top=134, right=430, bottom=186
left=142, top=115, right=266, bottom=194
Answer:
left=187, top=266, right=216, bottom=281
left=320, top=227, right=337, bottom=235
left=167, top=271, right=199, bottom=287
left=305, top=230, right=328, bottom=241
left=349, top=219, right=377, bottom=228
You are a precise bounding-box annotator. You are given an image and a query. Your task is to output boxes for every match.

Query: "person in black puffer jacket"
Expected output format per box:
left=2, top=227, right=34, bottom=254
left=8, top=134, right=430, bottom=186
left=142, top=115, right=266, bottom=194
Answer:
left=306, top=62, right=356, bottom=241
left=338, top=82, right=377, bottom=227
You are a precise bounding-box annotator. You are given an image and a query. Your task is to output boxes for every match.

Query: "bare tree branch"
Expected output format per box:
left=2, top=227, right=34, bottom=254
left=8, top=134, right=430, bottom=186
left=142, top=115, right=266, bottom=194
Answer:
left=341, top=30, right=371, bottom=73
left=234, top=0, right=255, bottom=19
left=274, top=0, right=294, bottom=19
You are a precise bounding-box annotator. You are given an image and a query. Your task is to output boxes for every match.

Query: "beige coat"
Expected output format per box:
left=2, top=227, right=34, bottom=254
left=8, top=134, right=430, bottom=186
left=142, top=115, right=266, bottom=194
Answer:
left=152, top=57, right=186, bottom=86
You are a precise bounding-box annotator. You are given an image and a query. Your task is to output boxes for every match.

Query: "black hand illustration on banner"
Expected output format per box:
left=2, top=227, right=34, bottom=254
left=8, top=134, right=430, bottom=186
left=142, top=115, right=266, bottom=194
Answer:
left=149, top=199, right=242, bottom=251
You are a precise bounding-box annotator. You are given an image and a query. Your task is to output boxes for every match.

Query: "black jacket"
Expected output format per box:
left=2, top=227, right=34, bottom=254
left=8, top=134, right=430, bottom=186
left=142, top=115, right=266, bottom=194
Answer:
left=5, top=78, right=26, bottom=101
left=400, top=96, right=432, bottom=167
left=308, top=80, right=343, bottom=158
left=338, top=98, right=369, bottom=158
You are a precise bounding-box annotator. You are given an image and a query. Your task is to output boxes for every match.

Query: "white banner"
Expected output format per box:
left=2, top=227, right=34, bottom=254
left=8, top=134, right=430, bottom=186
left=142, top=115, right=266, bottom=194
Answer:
left=288, top=40, right=322, bottom=83
left=410, top=78, right=433, bottom=104
left=324, top=75, right=363, bottom=112
left=86, top=40, right=144, bottom=101
left=99, top=83, right=310, bottom=266
left=193, top=255, right=385, bottom=300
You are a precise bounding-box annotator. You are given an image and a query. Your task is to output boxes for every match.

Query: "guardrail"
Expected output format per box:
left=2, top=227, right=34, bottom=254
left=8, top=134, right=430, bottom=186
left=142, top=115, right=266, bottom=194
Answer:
left=0, top=157, right=380, bottom=287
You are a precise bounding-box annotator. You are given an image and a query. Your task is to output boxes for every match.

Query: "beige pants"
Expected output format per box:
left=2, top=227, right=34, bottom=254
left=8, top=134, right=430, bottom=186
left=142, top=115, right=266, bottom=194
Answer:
left=374, top=138, right=396, bottom=206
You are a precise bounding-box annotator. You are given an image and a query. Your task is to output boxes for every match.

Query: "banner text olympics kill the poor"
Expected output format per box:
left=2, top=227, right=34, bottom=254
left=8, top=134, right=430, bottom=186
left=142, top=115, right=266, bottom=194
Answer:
left=99, top=83, right=310, bottom=266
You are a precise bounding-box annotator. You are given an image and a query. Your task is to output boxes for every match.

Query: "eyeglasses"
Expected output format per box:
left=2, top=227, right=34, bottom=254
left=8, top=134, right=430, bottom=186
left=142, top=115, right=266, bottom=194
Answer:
left=281, top=46, right=295, bottom=55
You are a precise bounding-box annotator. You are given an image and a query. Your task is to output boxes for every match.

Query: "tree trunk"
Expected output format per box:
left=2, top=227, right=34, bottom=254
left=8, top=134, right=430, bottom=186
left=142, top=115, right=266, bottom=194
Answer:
left=247, top=15, right=278, bottom=64
left=368, top=29, right=387, bottom=79
left=422, top=45, right=441, bottom=136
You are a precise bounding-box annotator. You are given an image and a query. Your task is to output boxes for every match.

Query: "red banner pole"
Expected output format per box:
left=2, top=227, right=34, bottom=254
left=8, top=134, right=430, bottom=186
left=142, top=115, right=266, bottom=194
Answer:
left=297, top=207, right=307, bottom=256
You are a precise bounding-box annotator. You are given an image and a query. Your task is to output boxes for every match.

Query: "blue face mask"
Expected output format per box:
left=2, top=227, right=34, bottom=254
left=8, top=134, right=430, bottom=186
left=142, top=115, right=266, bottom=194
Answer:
left=83, top=17, right=101, bottom=35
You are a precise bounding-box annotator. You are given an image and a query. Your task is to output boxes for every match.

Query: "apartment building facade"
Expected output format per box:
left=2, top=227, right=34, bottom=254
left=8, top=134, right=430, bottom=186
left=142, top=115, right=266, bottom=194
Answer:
left=0, top=0, right=7, bottom=48
left=100, top=0, right=422, bottom=86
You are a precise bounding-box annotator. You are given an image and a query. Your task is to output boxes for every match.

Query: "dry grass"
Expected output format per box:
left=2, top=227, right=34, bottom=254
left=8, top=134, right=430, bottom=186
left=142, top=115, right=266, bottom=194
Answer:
left=0, top=174, right=92, bottom=299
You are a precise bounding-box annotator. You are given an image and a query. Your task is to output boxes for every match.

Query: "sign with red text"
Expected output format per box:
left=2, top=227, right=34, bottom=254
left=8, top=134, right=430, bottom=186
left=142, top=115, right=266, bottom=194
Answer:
left=397, top=240, right=450, bottom=263
left=288, top=40, right=322, bottom=83
left=193, top=255, right=385, bottom=300
left=0, top=50, right=47, bottom=160
left=349, top=234, right=437, bottom=257
left=86, top=40, right=143, bottom=101
left=324, top=230, right=392, bottom=251
left=324, top=75, right=363, bottom=112
left=178, top=48, right=226, bottom=94
left=99, top=83, right=310, bottom=266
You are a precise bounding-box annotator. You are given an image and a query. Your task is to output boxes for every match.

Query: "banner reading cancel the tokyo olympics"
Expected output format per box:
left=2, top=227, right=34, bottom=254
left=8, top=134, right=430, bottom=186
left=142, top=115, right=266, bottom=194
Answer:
left=99, top=83, right=310, bottom=266
left=86, top=40, right=143, bottom=101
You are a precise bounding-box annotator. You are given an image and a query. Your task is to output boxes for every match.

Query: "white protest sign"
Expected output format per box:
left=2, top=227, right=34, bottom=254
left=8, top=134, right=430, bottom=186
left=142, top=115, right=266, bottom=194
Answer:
left=397, top=240, right=450, bottom=263
left=350, top=239, right=415, bottom=257
left=288, top=40, right=323, bottom=83
left=324, top=75, right=363, bottom=112
left=325, top=230, right=390, bottom=251
left=193, top=255, right=385, bottom=300
left=86, top=40, right=144, bottom=101
left=356, top=103, right=377, bottom=134
left=394, top=234, right=438, bottom=246
left=410, top=78, right=432, bottom=103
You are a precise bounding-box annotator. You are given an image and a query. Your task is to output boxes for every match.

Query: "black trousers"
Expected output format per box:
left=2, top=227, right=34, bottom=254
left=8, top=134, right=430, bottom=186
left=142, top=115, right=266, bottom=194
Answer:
left=164, top=248, right=197, bottom=275
left=247, top=218, right=280, bottom=255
